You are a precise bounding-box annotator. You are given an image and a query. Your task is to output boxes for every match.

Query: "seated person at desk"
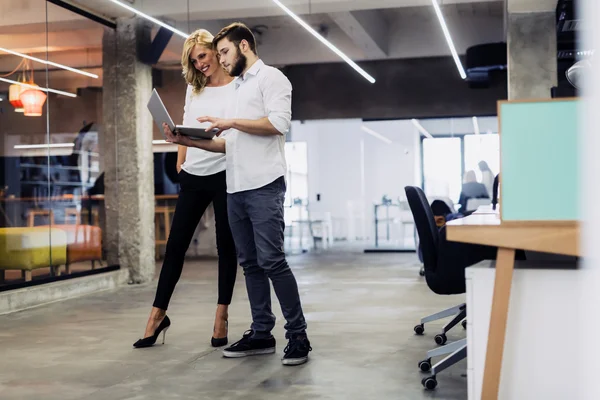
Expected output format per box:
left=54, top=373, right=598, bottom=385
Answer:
left=458, top=170, right=489, bottom=213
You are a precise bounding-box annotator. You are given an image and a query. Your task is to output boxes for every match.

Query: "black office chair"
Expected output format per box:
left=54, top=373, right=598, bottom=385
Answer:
left=405, top=186, right=497, bottom=390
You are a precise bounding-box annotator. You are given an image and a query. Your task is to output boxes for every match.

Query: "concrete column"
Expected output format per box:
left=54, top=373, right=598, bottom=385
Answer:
left=507, top=0, right=557, bottom=100
left=102, top=17, right=155, bottom=283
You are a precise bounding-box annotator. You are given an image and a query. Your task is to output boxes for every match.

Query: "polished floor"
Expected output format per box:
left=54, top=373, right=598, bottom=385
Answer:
left=0, top=247, right=467, bottom=400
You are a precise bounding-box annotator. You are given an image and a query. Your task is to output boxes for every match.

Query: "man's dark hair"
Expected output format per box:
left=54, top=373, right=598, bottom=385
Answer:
left=213, top=22, right=258, bottom=54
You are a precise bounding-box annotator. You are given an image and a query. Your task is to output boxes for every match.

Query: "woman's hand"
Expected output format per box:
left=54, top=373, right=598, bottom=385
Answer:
left=163, top=123, right=193, bottom=147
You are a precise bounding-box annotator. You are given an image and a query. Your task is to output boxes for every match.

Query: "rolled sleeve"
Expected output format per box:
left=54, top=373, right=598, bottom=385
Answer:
left=262, top=69, right=292, bottom=134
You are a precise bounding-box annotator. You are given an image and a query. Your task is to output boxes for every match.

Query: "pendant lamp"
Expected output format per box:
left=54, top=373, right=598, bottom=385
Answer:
left=9, top=82, right=26, bottom=111
left=19, top=87, right=47, bottom=117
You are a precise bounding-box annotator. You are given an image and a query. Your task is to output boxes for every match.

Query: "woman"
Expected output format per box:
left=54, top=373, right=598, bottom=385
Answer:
left=134, top=29, right=238, bottom=349
left=478, top=160, right=495, bottom=199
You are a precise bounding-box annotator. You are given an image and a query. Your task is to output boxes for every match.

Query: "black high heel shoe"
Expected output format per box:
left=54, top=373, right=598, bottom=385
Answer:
left=211, top=320, right=228, bottom=347
left=133, top=315, right=171, bottom=349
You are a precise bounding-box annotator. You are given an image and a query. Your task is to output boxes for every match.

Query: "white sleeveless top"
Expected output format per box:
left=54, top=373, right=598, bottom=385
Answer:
left=180, top=81, right=236, bottom=176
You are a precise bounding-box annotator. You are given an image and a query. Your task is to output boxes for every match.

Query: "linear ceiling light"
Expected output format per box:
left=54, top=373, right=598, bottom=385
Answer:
left=107, top=0, right=189, bottom=39
left=411, top=119, right=433, bottom=139
left=272, top=0, right=375, bottom=83
left=432, top=0, right=467, bottom=80
left=0, top=77, right=77, bottom=98
left=0, top=47, right=98, bottom=79
left=361, top=126, right=392, bottom=144
left=15, top=143, right=75, bottom=149
left=472, top=116, right=480, bottom=135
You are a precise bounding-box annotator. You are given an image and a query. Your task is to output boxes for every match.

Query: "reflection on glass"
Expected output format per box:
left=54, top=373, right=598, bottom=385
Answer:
left=0, top=1, right=110, bottom=287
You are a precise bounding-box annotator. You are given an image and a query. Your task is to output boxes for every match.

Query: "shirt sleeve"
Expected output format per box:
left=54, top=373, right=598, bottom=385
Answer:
left=182, top=85, right=193, bottom=125
left=261, top=68, right=292, bottom=134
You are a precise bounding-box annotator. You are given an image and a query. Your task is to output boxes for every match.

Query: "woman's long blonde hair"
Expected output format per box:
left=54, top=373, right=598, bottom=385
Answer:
left=181, top=29, right=215, bottom=95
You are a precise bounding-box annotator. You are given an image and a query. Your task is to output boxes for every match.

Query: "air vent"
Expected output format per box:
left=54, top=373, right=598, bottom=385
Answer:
left=562, top=20, right=582, bottom=32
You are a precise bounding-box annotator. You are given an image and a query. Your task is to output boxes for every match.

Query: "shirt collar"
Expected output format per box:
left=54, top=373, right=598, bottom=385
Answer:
left=235, top=59, right=264, bottom=87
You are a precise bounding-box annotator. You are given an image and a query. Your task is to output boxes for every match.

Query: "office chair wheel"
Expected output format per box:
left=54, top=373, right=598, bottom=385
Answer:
left=414, top=324, right=425, bottom=335
left=418, top=358, right=432, bottom=372
left=434, top=333, right=447, bottom=345
left=422, top=376, right=438, bottom=390
left=462, top=320, right=467, bottom=329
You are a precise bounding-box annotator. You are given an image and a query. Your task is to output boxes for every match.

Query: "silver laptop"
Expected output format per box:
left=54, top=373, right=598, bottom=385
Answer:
left=147, top=89, right=218, bottom=140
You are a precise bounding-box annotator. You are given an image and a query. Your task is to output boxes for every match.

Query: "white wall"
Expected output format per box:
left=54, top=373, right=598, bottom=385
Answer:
left=290, top=118, right=420, bottom=242
left=580, top=0, right=600, bottom=397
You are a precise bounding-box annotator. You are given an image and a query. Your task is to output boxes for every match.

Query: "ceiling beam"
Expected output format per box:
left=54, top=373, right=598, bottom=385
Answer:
left=328, top=10, right=388, bottom=58
left=46, top=0, right=116, bottom=29
left=507, top=0, right=557, bottom=13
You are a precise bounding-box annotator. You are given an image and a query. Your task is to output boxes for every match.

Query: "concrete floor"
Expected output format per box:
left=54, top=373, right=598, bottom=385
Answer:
left=0, top=248, right=467, bottom=400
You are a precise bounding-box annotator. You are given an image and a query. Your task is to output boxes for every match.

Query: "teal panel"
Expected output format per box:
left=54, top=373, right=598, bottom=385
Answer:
left=500, top=100, right=579, bottom=221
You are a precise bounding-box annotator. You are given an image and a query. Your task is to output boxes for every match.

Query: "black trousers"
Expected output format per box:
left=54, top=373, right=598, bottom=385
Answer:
left=153, top=170, right=238, bottom=310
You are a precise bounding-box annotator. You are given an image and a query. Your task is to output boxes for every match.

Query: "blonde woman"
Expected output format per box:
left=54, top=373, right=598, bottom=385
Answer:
left=134, top=29, right=237, bottom=349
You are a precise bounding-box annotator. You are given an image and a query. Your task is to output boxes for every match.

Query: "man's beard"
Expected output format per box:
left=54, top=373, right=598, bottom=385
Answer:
left=230, top=48, right=247, bottom=77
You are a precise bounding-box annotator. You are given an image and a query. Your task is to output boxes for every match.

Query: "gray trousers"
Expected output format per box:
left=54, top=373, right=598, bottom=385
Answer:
left=227, top=176, right=307, bottom=339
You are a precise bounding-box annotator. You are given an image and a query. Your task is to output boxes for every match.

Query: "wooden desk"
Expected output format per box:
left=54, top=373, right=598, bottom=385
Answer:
left=446, top=212, right=579, bottom=399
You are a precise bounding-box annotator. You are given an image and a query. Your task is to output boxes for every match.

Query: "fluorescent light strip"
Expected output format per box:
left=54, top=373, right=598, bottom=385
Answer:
left=411, top=119, right=433, bottom=139
left=107, top=0, right=189, bottom=39
left=0, top=77, right=77, bottom=98
left=15, top=143, right=75, bottom=149
left=361, top=126, right=392, bottom=144
left=432, top=0, right=467, bottom=80
left=0, top=47, right=98, bottom=79
left=472, top=116, right=480, bottom=135
left=272, top=0, right=375, bottom=84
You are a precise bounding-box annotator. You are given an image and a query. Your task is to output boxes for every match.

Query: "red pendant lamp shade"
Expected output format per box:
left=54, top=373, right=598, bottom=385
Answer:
left=19, top=89, right=47, bottom=117
left=9, top=83, right=25, bottom=110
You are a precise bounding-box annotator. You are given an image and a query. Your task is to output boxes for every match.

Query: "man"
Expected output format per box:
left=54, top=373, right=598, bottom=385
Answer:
left=164, top=22, right=311, bottom=366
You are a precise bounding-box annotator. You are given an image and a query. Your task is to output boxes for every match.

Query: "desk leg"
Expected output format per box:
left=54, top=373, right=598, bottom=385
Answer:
left=481, top=247, right=515, bottom=400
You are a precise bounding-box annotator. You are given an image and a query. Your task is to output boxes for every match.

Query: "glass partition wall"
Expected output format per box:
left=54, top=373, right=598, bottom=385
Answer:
left=420, top=116, right=499, bottom=208
left=0, top=1, right=116, bottom=289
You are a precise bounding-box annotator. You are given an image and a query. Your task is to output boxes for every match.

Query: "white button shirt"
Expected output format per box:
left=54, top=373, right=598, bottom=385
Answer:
left=225, top=59, right=292, bottom=193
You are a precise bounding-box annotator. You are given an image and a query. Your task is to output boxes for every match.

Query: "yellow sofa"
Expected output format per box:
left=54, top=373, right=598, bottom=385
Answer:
left=0, top=227, right=68, bottom=281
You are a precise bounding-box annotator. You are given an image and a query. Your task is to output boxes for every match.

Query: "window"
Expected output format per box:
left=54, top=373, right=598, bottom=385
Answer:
left=422, top=137, right=462, bottom=204
left=464, top=134, right=500, bottom=182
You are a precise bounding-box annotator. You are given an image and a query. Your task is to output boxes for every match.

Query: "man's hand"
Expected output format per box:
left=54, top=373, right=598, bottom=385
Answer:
left=163, top=123, right=193, bottom=147
left=197, top=116, right=233, bottom=136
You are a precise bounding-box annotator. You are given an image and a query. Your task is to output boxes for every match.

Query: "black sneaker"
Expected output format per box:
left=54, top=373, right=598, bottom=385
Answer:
left=222, top=330, right=276, bottom=358
left=282, top=335, right=312, bottom=366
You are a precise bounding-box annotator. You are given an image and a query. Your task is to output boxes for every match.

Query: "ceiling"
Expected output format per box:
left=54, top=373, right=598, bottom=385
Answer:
left=0, top=0, right=506, bottom=90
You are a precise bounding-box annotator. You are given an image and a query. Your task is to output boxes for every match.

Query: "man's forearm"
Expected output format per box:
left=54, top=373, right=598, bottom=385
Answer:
left=231, top=117, right=282, bottom=136
left=187, top=137, right=226, bottom=153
